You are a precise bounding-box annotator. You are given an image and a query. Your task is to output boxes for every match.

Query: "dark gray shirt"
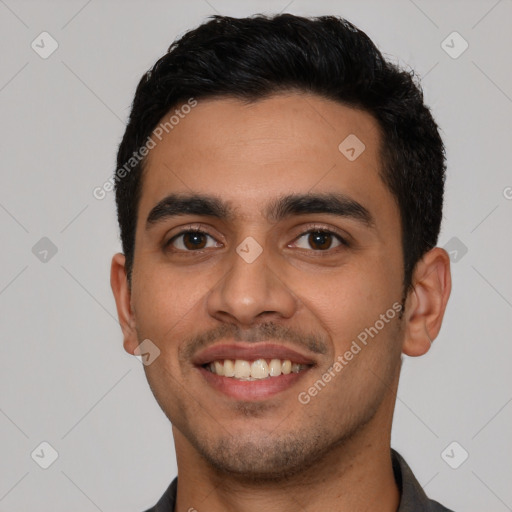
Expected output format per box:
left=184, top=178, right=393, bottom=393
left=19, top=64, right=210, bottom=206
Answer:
left=144, top=449, right=454, bottom=511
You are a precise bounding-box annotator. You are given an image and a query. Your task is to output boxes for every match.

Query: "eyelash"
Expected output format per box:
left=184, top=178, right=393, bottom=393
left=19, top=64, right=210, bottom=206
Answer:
left=164, top=224, right=350, bottom=254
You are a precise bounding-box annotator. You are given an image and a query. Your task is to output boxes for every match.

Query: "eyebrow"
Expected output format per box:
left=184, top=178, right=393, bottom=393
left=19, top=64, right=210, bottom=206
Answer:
left=145, top=192, right=375, bottom=230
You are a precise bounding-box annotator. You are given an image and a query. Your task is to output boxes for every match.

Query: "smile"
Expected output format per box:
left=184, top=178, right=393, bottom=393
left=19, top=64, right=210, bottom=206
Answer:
left=204, top=358, right=309, bottom=380
left=193, top=343, right=316, bottom=400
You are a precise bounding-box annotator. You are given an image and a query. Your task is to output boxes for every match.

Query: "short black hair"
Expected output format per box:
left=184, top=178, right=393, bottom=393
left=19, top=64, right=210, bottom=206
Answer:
left=114, top=13, right=446, bottom=298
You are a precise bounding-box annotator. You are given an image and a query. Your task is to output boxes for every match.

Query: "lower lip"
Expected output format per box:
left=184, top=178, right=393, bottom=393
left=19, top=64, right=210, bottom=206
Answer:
left=197, top=366, right=310, bottom=401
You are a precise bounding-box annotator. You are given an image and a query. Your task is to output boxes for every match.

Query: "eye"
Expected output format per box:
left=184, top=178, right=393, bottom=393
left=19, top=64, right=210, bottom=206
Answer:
left=166, top=229, right=221, bottom=251
left=291, top=229, right=348, bottom=251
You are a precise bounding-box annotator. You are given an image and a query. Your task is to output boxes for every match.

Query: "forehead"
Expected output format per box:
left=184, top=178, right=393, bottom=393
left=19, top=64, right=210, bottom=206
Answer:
left=137, top=92, right=396, bottom=230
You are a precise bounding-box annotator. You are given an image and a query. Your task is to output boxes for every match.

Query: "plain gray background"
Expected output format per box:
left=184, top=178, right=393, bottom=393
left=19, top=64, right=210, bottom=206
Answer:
left=1, top=0, right=511, bottom=510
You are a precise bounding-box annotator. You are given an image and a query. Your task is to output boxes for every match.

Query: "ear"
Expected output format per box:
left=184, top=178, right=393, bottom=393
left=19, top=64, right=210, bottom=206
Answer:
left=402, top=247, right=452, bottom=357
left=110, top=253, right=139, bottom=355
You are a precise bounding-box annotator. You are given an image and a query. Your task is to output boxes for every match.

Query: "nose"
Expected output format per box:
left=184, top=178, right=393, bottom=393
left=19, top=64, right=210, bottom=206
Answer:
left=206, top=239, right=298, bottom=327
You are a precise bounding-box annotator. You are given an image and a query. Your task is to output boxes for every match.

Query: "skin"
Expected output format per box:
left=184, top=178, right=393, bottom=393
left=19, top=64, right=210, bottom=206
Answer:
left=111, top=92, right=451, bottom=512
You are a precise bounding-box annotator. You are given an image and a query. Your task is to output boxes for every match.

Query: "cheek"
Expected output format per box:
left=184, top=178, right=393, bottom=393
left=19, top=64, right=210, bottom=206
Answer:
left=131, top=262, right=210, bottom=343
left=290, top=255, right=400, bottom=335
left=287, top=264, right=403, bottom=382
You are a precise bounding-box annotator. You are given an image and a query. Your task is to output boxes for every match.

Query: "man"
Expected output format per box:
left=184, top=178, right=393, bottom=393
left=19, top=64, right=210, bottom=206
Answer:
left=110, top=13, right=453, bottom=512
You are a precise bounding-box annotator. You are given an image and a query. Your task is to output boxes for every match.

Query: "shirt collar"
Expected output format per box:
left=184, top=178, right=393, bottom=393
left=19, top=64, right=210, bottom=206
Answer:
left=392, top=449, right=452, bottom=511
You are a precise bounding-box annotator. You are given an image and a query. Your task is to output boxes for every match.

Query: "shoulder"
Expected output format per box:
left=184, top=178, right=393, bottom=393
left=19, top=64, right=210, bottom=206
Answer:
left=142, top=477, right=177, bottom=512
left=392, top=449, right=455, bottom=512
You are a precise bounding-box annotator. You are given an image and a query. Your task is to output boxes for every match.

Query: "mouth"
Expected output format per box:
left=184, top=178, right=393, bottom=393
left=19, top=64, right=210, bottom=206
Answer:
left=203, top=358, right=309, bottom=380
left=193, top=343, right=316, bottom=401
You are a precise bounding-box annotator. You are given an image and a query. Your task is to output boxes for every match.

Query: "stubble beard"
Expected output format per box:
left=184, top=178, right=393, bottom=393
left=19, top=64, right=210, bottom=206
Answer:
left=175, top=392, right=384, bottom=485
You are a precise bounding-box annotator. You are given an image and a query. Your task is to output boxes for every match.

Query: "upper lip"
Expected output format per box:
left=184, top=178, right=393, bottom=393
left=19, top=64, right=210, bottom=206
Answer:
left=192, top=342, right=317, bottom=366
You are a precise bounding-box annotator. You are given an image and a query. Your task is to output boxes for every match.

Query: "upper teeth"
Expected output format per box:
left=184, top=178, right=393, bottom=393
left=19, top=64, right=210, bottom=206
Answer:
left=207, top=359, right=306, bottom=380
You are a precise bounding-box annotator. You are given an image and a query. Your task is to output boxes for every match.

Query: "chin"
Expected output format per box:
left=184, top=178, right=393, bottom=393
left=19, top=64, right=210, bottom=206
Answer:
left=191, top=427, right=337, bottom=482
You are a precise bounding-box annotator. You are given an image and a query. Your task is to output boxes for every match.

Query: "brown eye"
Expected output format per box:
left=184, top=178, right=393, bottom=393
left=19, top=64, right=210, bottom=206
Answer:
left=167, top=230, right=219, bottom=251
left=182, top=232, right=207, bottom=250
left=292, top=230, right=347, bottom=251
left=308, top=231, right=334, bottom=250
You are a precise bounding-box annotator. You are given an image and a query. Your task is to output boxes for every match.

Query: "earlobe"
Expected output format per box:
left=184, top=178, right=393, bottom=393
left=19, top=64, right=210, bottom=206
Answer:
left=110, top=253, right=139, bottom=355
left=402, top=247, right=452, bottom=357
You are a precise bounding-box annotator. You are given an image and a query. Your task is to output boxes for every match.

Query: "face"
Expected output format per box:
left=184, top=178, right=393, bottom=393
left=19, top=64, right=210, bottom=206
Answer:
left=123, top=92, right=407, bottom=478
